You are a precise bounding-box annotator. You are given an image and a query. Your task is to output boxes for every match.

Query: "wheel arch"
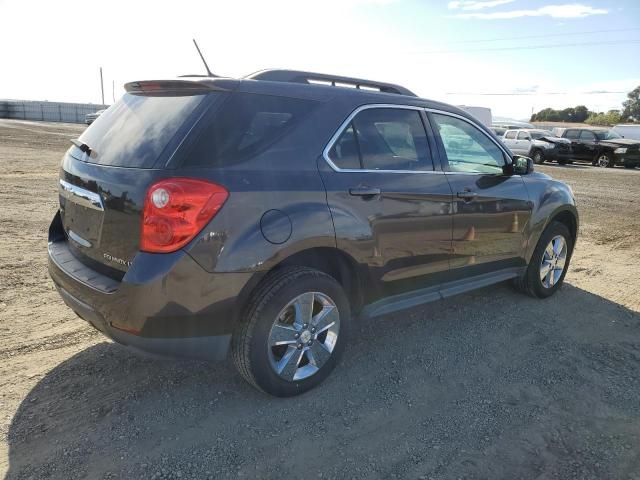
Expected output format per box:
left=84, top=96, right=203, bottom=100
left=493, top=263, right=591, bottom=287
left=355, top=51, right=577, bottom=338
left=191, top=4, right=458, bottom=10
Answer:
left=234, top=247, right=365, bottom=326
left=274, top=247, right=364, bottom=311
left=524, top=199, right=578, bottom=264
left=551, top=209, right=578, bottom=243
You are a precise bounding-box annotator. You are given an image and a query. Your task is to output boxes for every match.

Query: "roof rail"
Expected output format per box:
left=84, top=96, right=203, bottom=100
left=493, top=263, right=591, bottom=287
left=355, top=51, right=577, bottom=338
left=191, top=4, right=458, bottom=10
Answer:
left=245, top=69, right=416, bottom=97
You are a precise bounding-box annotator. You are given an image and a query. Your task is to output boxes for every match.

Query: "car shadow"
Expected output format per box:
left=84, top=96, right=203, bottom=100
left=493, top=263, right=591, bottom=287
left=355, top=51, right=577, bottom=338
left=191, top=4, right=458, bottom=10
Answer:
left=540, top=162, right=592, bottom=170
left=5, top=283, right=640, bottom=479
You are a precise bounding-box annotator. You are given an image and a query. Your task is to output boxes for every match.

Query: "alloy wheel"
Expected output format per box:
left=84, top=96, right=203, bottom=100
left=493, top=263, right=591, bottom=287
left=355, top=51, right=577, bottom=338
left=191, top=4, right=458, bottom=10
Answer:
left=267, top=292, right=340, bottom=382
left=597, top=154, right=610, bottom=167
left=539, top=235, right=568, bottom=288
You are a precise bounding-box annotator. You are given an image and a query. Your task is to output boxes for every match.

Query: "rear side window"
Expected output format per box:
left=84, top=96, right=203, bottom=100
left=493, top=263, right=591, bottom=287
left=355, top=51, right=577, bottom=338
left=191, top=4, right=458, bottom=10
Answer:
left=329, top=108, right=433, bottom=171
left=564, top=130, right=580, bottom=139
left=579, top=130, right=596, bottom=141
left=505, top=131, right=516, bottom=139
left=183, top=93, right=317, bottom=167
left=74, top=93, right=208, bottom=168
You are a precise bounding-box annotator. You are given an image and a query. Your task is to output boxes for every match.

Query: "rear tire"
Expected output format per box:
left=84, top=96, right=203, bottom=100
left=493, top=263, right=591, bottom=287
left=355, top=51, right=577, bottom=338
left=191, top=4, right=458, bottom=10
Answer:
left=514, top=221, right=573, bottom=299
left=232, top=267, right=350, bottom=397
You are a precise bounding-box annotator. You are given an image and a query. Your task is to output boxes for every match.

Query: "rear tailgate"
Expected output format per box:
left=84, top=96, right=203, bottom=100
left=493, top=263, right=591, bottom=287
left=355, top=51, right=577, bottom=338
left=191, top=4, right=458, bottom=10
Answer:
left=58, top=81, right=223, bottom=276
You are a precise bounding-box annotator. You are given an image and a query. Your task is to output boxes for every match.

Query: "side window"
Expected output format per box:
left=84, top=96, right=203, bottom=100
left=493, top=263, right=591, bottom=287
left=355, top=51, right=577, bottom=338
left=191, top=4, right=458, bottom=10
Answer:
left=579, top=130, right=596, bottom=141
left=328, top=123, right=360, bottom=169
left=505, top=131, right=516, bottom=140
left=565, top=129, right=580, bottom=140
left=431, top=113, right=506, bottom=175
left=517, top=131, right=530, bottom=140
left=353, top=108, right=433, bottom=171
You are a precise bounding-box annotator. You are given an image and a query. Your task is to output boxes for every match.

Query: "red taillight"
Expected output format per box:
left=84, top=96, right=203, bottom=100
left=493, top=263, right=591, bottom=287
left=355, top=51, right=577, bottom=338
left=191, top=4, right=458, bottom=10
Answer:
left=141, top=178, right=228, bottom=253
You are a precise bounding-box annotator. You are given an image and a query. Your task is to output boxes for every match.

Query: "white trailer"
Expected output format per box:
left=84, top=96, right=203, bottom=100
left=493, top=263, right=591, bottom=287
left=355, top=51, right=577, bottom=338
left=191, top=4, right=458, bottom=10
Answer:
left=457, top=105, right=492, bottom=127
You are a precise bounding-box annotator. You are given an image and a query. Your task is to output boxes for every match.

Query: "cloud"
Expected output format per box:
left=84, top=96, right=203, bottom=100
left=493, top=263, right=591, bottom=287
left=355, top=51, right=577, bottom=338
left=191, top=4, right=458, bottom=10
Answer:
left=453, top=3, right=608, bottom=19
left=447, top=0, right=515, bottom=10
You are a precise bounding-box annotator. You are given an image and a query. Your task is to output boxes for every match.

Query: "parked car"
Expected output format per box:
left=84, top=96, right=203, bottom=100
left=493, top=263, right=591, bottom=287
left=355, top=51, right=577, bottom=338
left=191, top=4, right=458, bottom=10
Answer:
left=492, top=120, right=535, bottom=130
left=612, top=124, right=640, bottom=141
left=48, top=70, right=578, bottom=396
left=502, top=128, right=571, bottom=164
left=85, top=109, right=106, bottom=125
left=559, top=127, right=640, bottom=168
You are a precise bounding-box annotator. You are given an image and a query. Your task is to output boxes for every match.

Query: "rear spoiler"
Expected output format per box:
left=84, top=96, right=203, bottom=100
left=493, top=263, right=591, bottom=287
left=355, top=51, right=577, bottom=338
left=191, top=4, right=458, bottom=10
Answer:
left=124, top=79, right=232, bottom=95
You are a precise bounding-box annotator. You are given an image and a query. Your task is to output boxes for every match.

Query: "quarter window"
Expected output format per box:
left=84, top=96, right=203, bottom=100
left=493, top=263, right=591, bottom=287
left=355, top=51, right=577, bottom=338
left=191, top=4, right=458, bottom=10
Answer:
left=431, top=113, right=506, bottom=175
left=328, top=108, right=434, bottom=171
left=183, top=93, right=317, bottom=167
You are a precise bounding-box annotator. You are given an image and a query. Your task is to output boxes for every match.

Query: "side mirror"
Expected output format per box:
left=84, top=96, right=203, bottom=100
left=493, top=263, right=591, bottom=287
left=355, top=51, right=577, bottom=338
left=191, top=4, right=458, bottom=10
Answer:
left=513, top=155, right=534, bottom=175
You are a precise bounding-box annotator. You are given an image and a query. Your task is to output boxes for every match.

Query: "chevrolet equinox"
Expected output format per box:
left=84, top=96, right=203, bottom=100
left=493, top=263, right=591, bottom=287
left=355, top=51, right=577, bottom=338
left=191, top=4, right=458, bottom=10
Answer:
left=48, top=70, right=578, bottom=396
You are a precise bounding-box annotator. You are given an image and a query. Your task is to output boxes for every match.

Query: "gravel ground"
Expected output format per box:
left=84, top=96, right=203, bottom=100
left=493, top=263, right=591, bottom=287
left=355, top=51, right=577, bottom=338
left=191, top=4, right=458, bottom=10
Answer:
left=1, top=119, right=639, bottom=479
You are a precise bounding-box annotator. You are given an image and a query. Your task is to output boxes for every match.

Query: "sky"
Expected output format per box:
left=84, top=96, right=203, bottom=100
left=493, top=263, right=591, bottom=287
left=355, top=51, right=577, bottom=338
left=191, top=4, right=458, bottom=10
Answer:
left=1, top=0, right=639, bottom=119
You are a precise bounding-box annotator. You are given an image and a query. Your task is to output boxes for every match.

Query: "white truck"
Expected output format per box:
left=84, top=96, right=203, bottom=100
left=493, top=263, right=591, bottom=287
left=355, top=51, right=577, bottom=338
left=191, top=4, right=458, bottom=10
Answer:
left=613, top=124, right=640, bottom=141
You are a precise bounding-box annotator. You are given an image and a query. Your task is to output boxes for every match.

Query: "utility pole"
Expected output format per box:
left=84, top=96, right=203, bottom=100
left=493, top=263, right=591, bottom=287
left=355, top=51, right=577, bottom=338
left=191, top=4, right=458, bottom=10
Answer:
left=100, top=67, right=105, bottom=105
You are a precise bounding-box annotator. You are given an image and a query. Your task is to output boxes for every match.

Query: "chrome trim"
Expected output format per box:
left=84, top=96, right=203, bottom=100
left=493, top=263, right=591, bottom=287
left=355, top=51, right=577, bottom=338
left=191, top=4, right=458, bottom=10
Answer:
left=68, top=230, right=92, bottom=248
left=322, top=103, right=512, bottom=174
left=59, top=179, right=104, bottom=211
left=322, top=104, right=444, bottom=174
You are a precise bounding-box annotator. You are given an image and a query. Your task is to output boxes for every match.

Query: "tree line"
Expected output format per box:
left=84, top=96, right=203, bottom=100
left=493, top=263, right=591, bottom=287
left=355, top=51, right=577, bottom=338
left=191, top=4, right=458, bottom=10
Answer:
left=530, top=85, right=640, bottom=126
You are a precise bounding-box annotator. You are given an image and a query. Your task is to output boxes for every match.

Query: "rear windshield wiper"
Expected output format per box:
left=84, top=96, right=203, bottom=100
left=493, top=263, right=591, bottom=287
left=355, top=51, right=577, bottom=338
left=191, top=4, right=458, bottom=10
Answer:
left=70, top=139, right=97, bottom=158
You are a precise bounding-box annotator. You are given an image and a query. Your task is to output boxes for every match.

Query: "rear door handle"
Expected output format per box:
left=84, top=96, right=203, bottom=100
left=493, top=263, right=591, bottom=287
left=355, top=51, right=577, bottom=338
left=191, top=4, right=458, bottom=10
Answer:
left=457, top=190, right=478, bottom=200
left=349, top=186, right=381, bottom=197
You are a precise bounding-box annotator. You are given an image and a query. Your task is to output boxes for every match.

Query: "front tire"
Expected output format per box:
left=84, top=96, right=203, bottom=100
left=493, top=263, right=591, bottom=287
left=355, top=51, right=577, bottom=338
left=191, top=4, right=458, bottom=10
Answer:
left=515, top=221, right=573, bottom=298
left=596, top=152, right=614, bottom=168
left=532, top=149, right=545, bottom=164
left=232, top=267, right=350, bottom=397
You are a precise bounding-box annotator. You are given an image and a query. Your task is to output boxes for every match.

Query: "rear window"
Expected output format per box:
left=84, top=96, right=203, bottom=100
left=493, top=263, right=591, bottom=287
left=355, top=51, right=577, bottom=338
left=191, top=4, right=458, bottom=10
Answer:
left=72, top=92, right=208, bottom=168
left=182, top=93, right=317, bottom=167
left=530, top=131, right=551, bottom=140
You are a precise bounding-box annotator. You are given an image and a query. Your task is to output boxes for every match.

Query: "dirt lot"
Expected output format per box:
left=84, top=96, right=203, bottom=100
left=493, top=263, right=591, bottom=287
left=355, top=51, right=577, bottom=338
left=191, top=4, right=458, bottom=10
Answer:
left=1, top=119, right=639, bottom=479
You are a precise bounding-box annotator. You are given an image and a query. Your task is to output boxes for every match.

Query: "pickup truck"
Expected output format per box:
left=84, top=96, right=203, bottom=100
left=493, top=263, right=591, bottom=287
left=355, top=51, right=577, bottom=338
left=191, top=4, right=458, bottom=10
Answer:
left=559, top=127, right=640, bottom=168
left=502, top=129, right=571, bottom=164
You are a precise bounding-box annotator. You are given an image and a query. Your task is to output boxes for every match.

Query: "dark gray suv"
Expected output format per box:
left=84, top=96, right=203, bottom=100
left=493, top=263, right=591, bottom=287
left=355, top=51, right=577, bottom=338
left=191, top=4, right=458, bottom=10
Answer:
left=48, top=70, right=578, bottom=396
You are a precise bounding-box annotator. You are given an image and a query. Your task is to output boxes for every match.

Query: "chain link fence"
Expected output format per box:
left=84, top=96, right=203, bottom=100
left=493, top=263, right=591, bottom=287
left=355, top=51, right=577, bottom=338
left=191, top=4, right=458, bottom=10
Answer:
left=0, top=100, right=109, bottom=124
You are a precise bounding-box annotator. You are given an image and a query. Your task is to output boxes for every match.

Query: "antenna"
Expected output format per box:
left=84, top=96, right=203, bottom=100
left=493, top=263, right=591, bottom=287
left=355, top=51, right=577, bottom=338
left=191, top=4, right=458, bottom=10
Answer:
left=192, top=39, right=215, bottom=77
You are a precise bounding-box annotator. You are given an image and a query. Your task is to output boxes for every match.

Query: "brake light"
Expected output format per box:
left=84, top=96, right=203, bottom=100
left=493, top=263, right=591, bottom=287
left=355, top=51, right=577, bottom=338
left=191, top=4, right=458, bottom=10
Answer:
left=141, top=178, right=228, bottom=253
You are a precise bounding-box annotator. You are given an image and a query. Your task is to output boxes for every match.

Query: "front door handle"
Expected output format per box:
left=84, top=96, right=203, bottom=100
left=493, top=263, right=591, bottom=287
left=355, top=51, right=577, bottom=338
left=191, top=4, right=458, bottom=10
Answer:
left=349, top=186, right=381, bottom=197
left=457, top=190, right=478, bottom=200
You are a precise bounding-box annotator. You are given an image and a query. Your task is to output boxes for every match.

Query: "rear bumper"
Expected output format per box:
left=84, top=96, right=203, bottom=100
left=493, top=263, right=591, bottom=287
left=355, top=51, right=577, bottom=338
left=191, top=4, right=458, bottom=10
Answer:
left=53, top=282, right=232, bottom=361
left=48, top=215, right=254, bottom=361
